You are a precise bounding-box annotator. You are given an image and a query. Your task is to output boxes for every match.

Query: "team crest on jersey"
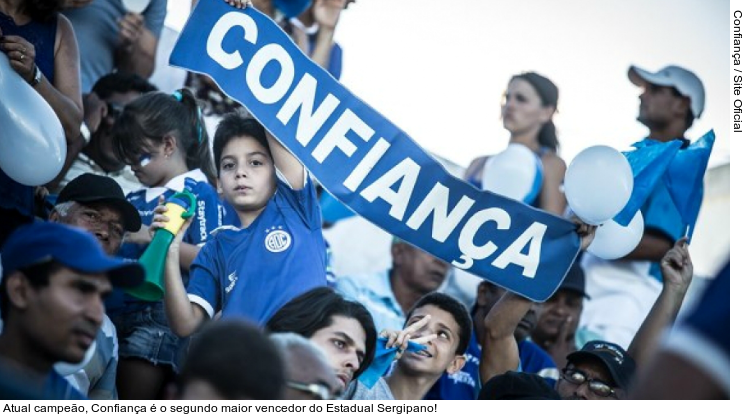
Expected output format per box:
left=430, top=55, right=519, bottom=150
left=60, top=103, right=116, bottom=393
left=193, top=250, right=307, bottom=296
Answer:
left=265, top=226, right=292, bottom=253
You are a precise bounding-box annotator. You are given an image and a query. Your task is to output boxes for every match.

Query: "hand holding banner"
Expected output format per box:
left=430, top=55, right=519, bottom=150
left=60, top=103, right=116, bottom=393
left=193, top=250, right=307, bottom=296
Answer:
left=169, top=2, right=582, bottom=301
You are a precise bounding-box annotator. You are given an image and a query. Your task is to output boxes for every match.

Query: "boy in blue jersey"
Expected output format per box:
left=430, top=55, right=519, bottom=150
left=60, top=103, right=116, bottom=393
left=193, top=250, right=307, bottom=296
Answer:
left=0, top=223, right=143, bottom=400
left=158, top=113, right=327, bottom=336
left=425, top=280, right=559, bottom=400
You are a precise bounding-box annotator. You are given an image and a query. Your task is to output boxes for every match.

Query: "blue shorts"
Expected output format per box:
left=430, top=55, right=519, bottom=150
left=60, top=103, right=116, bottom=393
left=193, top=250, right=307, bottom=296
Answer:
left=111, top=303, right=188, bottom=373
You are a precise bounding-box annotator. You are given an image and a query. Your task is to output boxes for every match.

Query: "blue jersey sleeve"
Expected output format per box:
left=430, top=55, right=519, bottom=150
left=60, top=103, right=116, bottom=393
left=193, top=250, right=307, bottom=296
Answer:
left=186, top=241, right=222, bottom=318
left=275, top=172, right=322, bottom=230
left=184, top=181, right=223, bottom=247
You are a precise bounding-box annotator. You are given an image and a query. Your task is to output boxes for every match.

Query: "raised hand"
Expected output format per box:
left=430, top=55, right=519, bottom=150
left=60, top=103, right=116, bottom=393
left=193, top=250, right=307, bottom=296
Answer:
left=571, top=215, right=598, bottom=251
left=314, top=0, right=347, bottom=30
left=660, top=237, right=693, bottom=293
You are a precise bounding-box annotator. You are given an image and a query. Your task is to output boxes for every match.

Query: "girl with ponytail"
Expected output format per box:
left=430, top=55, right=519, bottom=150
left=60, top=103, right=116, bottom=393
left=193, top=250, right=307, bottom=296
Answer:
left=108, top=88, right=223, bottom=400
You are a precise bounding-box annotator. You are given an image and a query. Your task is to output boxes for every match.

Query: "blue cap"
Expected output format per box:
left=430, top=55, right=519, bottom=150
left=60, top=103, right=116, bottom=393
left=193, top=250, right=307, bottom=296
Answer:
left=274, top=0, right=312, bottom=18
left=1, top=222, right=144, bottom=288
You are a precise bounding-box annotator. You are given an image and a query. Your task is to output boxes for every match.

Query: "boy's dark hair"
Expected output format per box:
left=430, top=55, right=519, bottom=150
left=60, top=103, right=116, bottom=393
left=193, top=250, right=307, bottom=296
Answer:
left=405, top=292, right=472, bottom=356
left=266, top=287, right=377, bottom=379
left=112, top=89, right=216, bottom=184
left=179, top=320, right=285, bottom=400
left=91, top=72, right=157, bottom=100
left=0, top=260, right=61, bottom=322
left=22, top=0, right=60, bottom=22
left=213, top=113, right=272, bottom=174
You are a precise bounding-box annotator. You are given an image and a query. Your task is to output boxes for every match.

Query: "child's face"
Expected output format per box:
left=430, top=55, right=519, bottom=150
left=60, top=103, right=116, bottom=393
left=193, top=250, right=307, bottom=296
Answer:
left=130, top=140, right=170, bottom=188
left=218, top=136, right=276, bottom=212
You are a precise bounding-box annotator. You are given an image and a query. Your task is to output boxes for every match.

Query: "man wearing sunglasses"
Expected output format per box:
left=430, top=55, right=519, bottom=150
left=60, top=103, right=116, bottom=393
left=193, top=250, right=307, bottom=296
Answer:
left=49, top=72, right=156, bottom=195
left=557, top=341, right=636, bottom=400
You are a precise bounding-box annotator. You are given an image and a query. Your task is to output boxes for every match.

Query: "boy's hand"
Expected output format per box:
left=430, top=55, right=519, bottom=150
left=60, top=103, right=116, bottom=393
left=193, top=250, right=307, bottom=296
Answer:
left=380, top=315, right=437, bottom=360
left=150, top=196, right=194, bottom=252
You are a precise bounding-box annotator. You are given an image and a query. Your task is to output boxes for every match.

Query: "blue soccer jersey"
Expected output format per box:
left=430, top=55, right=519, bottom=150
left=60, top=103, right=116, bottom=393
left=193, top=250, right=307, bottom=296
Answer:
left=109, top=170, right=222, bottom=314
left=186, top=174, right=327, bottom=325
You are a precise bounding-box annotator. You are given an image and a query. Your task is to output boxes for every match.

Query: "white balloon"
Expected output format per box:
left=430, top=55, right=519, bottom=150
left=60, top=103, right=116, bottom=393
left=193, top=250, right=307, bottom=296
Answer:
left=564, top=145, right=633, bottom=225
left=122, top=0, right=151, bottom=14
left=0, top=54, right=66, bottom=186
left=587, top=211, right=645, bottom=260
left=54, top=340, right=97, bottom=376
left=482, top=143, right=542, bottom=203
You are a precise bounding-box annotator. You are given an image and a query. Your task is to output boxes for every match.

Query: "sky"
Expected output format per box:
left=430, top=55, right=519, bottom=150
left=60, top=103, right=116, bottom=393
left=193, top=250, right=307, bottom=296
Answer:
left=166, top=0, right=728, bottom=168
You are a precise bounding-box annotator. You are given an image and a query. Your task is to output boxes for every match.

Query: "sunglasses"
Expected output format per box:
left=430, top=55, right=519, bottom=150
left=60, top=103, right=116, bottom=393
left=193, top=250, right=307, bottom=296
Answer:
left=286, top=381, right=339, bottom=401
left=561, top=368, right=617, bottom=398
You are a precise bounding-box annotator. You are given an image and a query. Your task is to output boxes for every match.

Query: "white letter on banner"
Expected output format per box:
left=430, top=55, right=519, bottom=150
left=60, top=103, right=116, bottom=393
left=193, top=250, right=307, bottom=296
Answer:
left=276, top=74, right=340, bottom=146
left=360, top=158, right=420, bottom=221
left=246, top=44, right=295, bottom=104
left=312, top=109, right=373, bottom=163
left=207, top=12, right=257, bottom=70
left=457, top=207, right=511, bottom=261
left=491, top=222, right=547, bottom=278
left=406, top=183, right=475, bottom=242
left=343, top=138, right=391, bottom=192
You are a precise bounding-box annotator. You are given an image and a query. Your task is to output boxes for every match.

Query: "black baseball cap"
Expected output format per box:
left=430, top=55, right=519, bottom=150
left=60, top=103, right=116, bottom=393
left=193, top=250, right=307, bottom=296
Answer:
left=566, top=341, right=636, bottom=390
left=57, top=174, right=141, bottom=232
left=478, top=371, right=561, bottom=400
left=558, top=262, right=589, bottom=299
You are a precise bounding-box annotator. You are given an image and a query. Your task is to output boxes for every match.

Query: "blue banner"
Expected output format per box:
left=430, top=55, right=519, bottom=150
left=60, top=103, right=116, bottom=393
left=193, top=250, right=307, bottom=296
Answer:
left=169, top=2, right=581, bottom=301
left=614, top=139, right=683, bottom=226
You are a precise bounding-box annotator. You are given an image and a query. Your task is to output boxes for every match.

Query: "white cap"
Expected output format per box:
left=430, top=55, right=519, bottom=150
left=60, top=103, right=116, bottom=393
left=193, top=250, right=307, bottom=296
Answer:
left=628, top=65, right=705, bottom=119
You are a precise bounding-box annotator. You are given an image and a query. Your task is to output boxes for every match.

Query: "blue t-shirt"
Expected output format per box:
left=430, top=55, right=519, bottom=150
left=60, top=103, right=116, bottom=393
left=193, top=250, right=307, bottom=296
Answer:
left=186, top=176, right=327, bottom=325
left=425, top=333, right=557, bottom=400
left=63, top=0, right=167, bottom=92
left=45, top=370, right=87, bottom=400
left=108, top=170, right=222, bottom=315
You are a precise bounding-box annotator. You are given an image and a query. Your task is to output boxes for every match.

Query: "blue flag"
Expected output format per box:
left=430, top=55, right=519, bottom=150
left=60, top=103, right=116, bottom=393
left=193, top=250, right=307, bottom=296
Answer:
left=358, top=338, right=426, bottom=389
left=663, top=130, right=715, bottom=239
left=169, top=2, right=581, bottom=301
left=614, top=139, right=682, bottom=226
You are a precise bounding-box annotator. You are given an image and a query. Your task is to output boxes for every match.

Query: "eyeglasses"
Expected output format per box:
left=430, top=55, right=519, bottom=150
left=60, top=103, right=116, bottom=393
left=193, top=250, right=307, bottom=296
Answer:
left=561, top=368, right=617, bottom=398
left=286, top=381, right=339, bottom=401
